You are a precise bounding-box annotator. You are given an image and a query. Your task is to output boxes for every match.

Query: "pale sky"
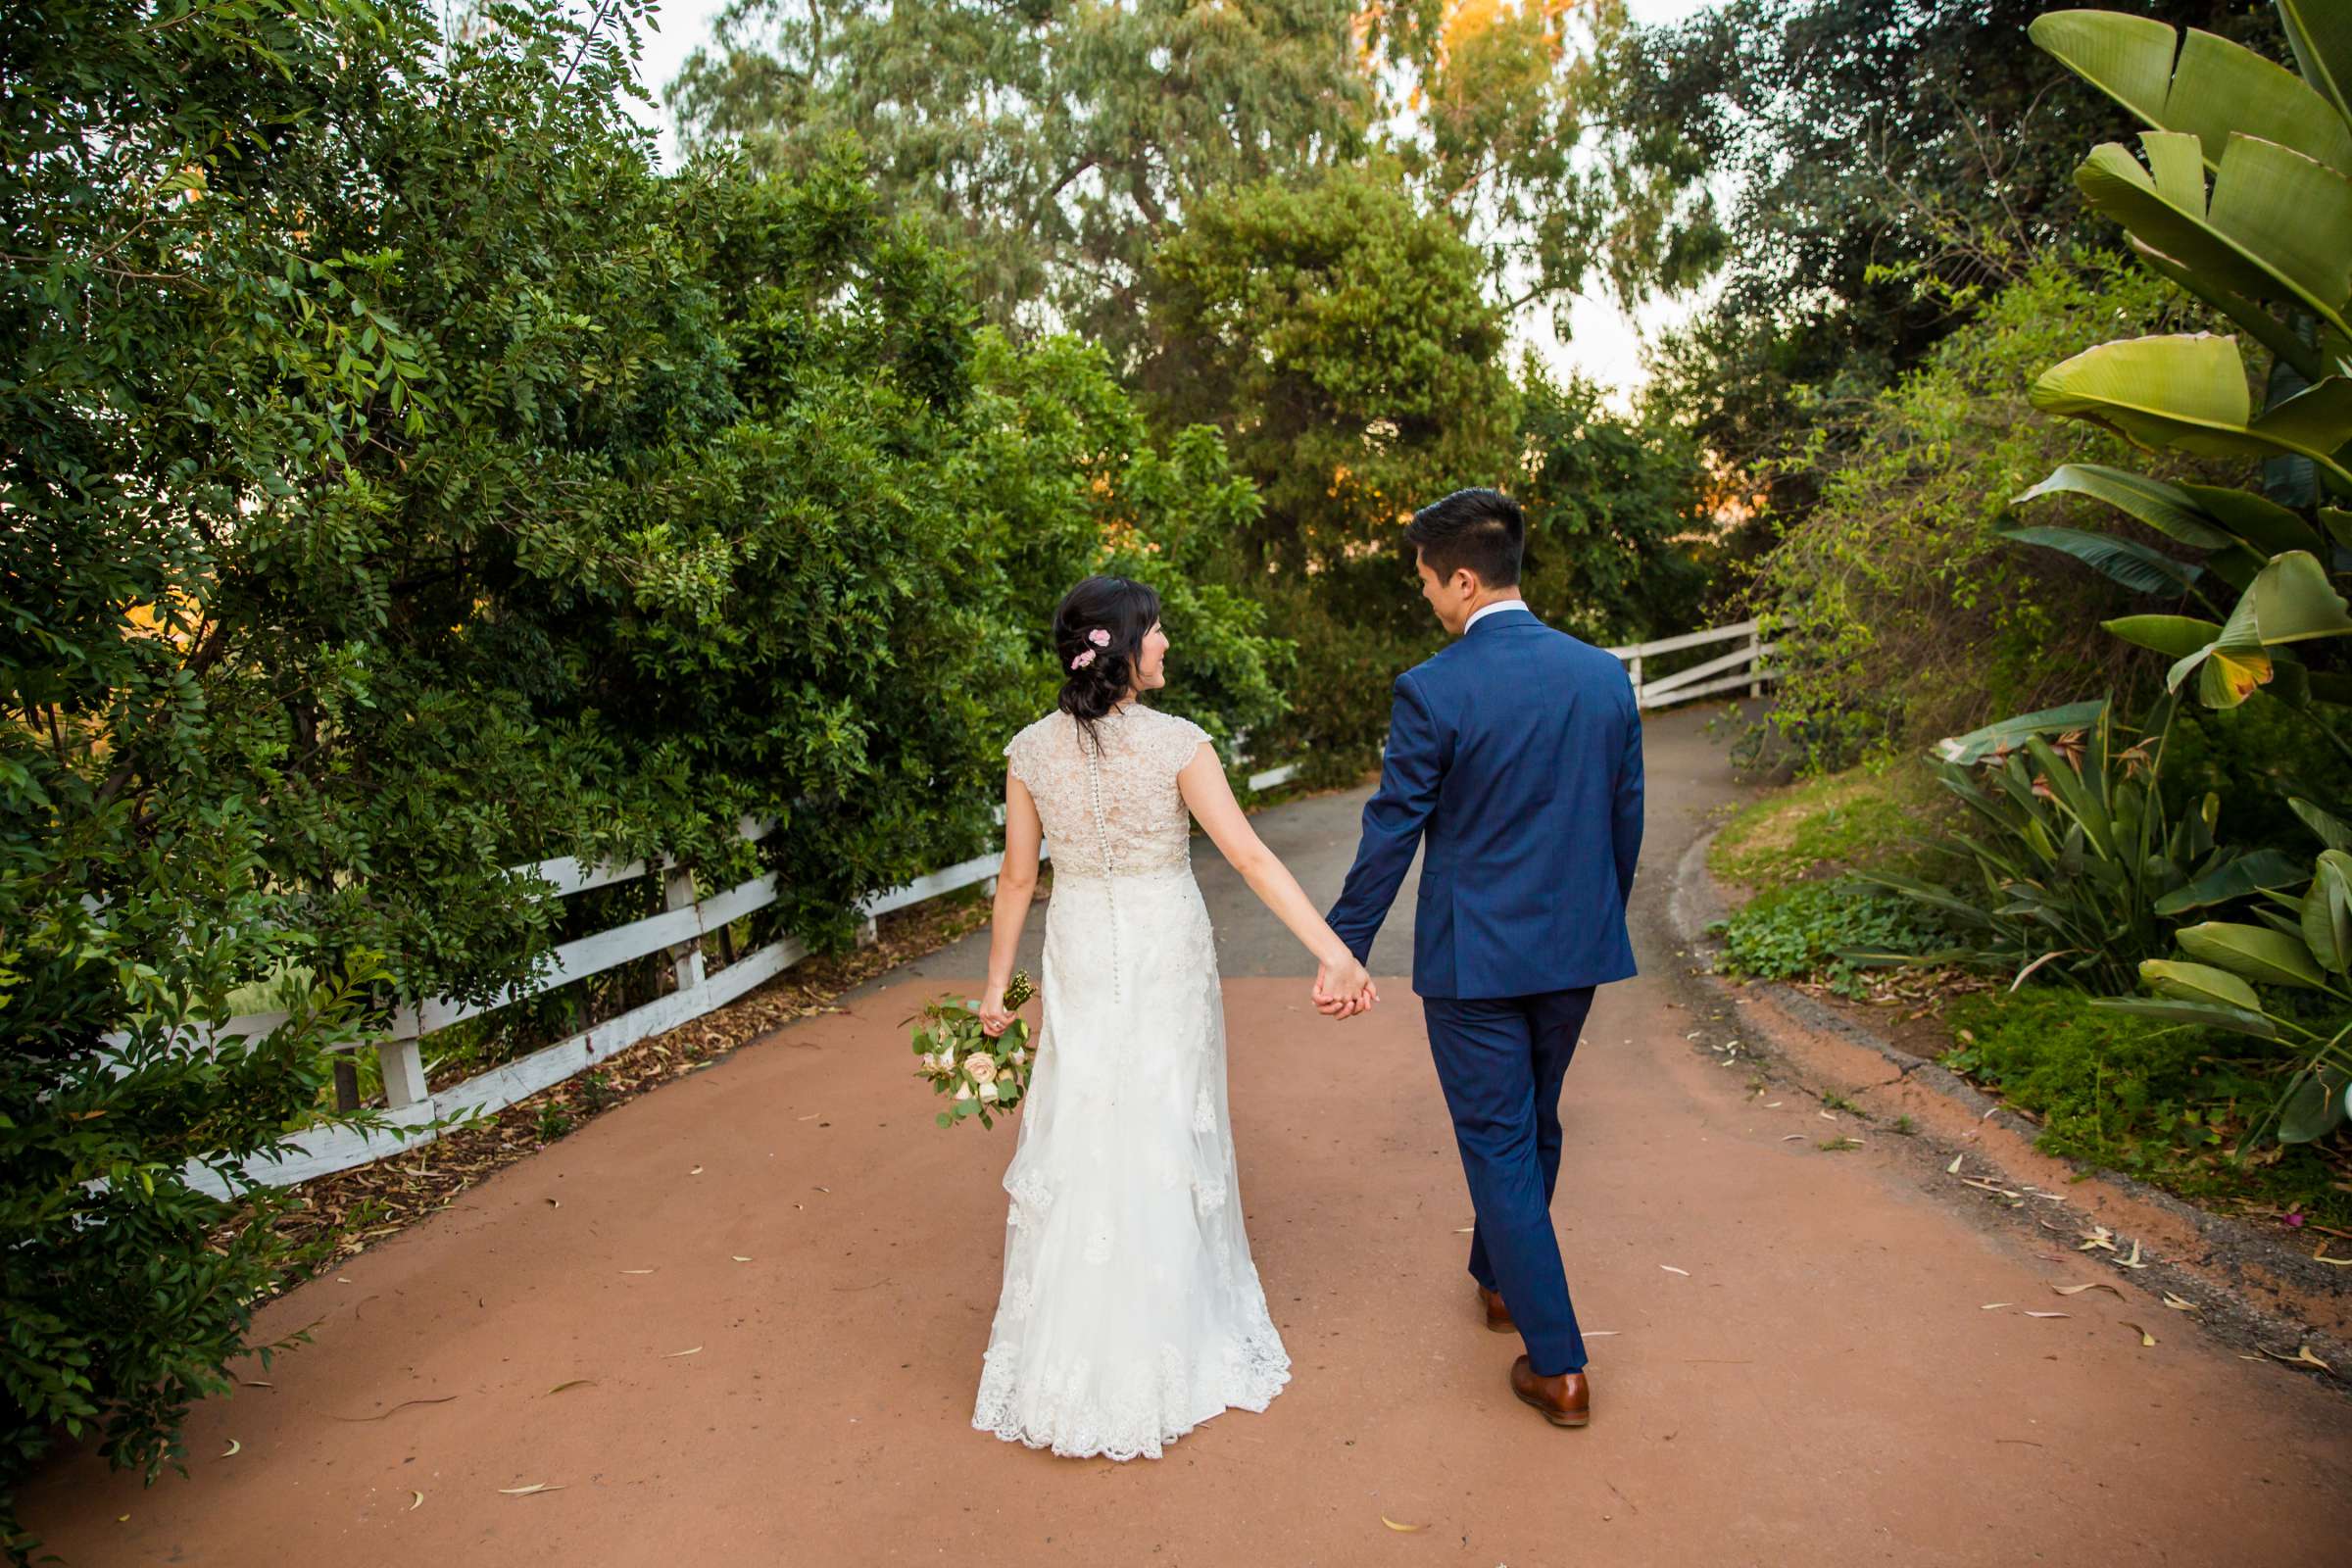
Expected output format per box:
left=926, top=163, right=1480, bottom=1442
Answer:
left=622, top=0, right=1722, bottom=406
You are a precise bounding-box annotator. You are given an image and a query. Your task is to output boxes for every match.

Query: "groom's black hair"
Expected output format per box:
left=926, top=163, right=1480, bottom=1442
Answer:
left=1407, top=487, right=1523, bottom=588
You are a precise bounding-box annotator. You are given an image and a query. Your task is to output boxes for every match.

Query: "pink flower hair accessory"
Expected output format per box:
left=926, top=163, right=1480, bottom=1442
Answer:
left=1068, top=627, right=1112, bottom=670
left=1070, top=648, right=1096, bottom=669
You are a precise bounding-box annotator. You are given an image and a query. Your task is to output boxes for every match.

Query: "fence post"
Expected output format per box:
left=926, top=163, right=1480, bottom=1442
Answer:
left=1747, top=626, right=1762, bottom=698
left=378, top=1008, right=429, bottom=1111
left=855, top=913, right=880, bottom=948
left=662, top=860, right=706, bottom=994
left=1628, top=652, right=1644, bottom=708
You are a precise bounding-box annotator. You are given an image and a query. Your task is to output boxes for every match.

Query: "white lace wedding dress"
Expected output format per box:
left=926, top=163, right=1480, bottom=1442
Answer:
left=972, top=703, right=1292, bottom=1460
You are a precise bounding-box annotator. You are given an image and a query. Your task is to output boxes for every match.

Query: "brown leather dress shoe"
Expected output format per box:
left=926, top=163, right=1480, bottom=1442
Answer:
left=1478, top=1285, right=1515, bottom=1334
left=1510, top=1354, right=1591, bottom=1428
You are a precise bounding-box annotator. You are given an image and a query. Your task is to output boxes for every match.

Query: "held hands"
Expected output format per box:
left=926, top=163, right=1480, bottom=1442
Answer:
left=978, top=982, right=1014, bottom=1038
left=1312, top=954, right=1378, bottom=1020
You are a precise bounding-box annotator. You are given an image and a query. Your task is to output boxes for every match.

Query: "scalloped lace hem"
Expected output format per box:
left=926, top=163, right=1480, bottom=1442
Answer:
left=971, top=1330, right=1292, bottom=1462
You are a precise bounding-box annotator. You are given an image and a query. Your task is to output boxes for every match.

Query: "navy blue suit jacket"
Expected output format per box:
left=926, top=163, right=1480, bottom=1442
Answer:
left=1326, top=606, right=1643, bottom=999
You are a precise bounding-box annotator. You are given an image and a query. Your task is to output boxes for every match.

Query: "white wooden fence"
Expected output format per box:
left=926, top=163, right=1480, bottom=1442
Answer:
left=1609, top=618, right=1776, bottom=710
left=171, top=618, right=1765, bottom=1199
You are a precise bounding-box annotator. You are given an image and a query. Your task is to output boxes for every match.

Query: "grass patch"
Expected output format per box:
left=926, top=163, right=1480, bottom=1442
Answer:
left=1711, top=759, right=1947, bottom=893
left=1712, top=880, right=1953, bottom=999
left=1944, top=988, right=2352, bottom=1229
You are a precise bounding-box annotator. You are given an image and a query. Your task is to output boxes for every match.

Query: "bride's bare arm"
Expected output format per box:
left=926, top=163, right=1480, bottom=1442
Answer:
left=978, top=771, right=1044, bottom=1036
left=1177, top=744, right=1377, bottom=1015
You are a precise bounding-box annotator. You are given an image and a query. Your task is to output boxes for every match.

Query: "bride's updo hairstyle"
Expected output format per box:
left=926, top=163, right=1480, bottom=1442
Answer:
left=1054, top=574, right=1162, bottom=750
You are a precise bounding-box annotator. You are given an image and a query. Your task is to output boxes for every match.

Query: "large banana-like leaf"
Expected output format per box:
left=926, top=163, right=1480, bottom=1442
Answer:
left=1932, top=700, right=2109, bottom=765
left=2301, top=848, right=2352, bottom=971
left=2031, top=335, right=2352, bottom=486
left=2151, top=848, right=2309, bottom=914
left=2076, top=131, right=2352, bottom=339
left=2139, top=956, right=2263, bottom=1008
left=2090, top=995, right=2279, bottom=1038
left=2012, top=464, right=2321, bottom=577
left=2277, top=0, right=2352, bottom=126
left=2031, top=13, right=2352, bottom=174
left=2175, top=918, right=2328, bottom=987
left=1999, top=524, right=2205, bottom=594
left=2104, top=613, right=2222, bottom=656
left=2178, top=480, right=2328, bottom=555
left=2277, top=1065, right=2352, bottom=1142
left=2012, top=463, right=2236, bottom=547
left=2162, top=551, right=2352, bottom=706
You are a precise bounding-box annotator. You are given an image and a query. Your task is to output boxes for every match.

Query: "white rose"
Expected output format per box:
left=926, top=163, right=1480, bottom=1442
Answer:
left=963, top=1053, right=998, bottom=1085
left=1009, top=1048, right=1027, bottom=1065
left=979, top=1081, right=1001, bottom=1102
left=955, top=1082, right=974, bottom=1100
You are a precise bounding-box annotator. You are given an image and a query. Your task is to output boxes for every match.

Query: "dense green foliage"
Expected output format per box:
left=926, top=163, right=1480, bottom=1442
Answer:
left=1752, top=254, right=2205, bottom=762
left=1946, top=988, right=2350, bottom=1225
left=674, top=0, right=1717, bottom=358
left=0, top=0, right=1283, bottom=1546
left=1624, top=0, right=2272, bottom=530
left=1713, top=882, right=1953, bottom=998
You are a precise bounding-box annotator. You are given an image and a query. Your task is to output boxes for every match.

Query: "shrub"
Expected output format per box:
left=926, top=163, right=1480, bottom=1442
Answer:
left=1944, top=990, right=2350, bottom=1225
left=1752, top=252, right=2211, bottom=768
left=1713, top=881, right=1952, bottom=998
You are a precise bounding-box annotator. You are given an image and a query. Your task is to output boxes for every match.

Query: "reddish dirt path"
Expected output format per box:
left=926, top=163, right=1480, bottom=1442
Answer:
left=24, top=707, right=2352, bottom=1565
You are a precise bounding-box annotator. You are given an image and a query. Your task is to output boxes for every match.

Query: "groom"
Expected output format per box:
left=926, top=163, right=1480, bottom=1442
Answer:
left=1319, top=486, right=1643, bottom=1430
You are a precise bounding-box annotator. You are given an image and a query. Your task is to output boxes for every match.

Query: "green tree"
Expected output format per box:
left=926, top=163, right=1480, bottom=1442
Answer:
left=670, top=0, right=1379, bottom=352
left=1138, top=166, right=1520, bottom=766
left=1513, top=366, right=1718, bottom=645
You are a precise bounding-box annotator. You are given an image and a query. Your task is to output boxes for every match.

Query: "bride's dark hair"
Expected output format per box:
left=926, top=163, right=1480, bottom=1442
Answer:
left=1054, top=574, right=1161, bottom=750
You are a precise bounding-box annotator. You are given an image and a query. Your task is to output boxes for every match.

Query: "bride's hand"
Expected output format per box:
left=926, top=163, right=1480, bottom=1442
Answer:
left=1313, top=955, right=1376, bottom=1019
left=979, top=983, right=1014, bottom=1037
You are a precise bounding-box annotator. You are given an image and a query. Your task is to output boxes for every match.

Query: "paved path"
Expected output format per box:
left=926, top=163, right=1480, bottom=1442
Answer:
left=24, top=704, right=2352, bottom=1566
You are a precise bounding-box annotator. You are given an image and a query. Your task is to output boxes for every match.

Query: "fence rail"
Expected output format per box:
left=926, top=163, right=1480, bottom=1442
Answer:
left=1607, top=618, right=1776, bottom=710
left=172, top=616, right=1768, bottom=1198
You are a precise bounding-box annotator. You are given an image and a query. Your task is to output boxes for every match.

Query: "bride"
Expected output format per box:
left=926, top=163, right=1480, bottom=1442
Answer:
left=970, top=574, right=1378, bottom=1460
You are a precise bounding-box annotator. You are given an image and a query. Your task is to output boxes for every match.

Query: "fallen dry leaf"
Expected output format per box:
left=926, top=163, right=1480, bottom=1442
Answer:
left=240, top=1380, right=273, bottom=1390
left=2311, top=1244, right=2352, bottom=1267
left=220, top=1439, right=240, bottom=1458
left=689, top=1165, right=704, bottom=1176
left=2023, top=1311, right=2071, bottom=1319
left=731, top=1255, right=753, bottom=1263
left=1659, top=1265, right=1690, bottom=1276
left=1818, top=1110, right=1838, bottom=1121
left=1780, top=1134, right=1806, bottom=1142
left=2051, top=1283, right=2123, bottom=1298
left=545, top=1379, right=594, bottom=1396
left=498, top=1483, right=564, bottom=1496
left=1981, top=1302, right=2012, bottom=1310
left=409, top=1491, right=423, bottom=1511
left=1946, top=1153, right=1965, bottom=1174
left=2263, top=1346, right=2334, bottom=1373
left=2161, top=1292, right=2198, bottom=1312
left=2119, top=1239, right=2148, bottom=1269
left=619, top=1268, right=654, bottom=1275
left=1585, top=1331, right=1620, bottom=1337
left=1766, top=1101, right=1783, bottom=1107
left=1453, top=1226, right=1475, bottom=1234
left=2121, top=1322, right=2156, bottom=1348
left=333, top=1395, right=459, bottom=1423
left=1380, top=1516, right=1427, bottom=1534
left=662, top=1346, right=703, bottom=1358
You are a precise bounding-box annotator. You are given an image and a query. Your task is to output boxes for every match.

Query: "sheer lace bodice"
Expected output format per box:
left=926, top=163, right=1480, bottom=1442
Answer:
left=974, top=702, right=1290, bottom=1460
left=1003, top=706, right=1210, bottom=877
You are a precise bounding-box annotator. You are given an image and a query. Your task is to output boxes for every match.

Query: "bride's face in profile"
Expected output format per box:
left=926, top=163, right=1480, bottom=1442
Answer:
left=1132, top=620, right=1168, bottom=693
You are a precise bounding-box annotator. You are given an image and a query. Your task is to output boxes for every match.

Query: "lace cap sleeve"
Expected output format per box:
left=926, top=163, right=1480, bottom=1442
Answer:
left=1157, top=713, right=1213, bottom=772
left=1003, top=719, right=1044, bottom=793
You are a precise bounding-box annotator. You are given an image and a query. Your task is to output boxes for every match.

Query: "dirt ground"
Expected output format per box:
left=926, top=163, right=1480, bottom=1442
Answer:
left=22, top=703, right=2352, bottom=1566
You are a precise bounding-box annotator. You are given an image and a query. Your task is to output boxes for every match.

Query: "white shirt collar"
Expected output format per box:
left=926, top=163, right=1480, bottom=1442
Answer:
left=1464, top=598, right=1528, bottom=632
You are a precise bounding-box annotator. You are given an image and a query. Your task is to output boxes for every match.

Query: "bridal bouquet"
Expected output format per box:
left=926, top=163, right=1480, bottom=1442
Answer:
left=912, top=971, right=1035, bottom=1130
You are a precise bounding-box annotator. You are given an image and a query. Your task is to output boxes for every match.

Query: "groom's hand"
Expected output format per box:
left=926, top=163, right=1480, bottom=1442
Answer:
left=1313, top=956, right=1378, bottom=1020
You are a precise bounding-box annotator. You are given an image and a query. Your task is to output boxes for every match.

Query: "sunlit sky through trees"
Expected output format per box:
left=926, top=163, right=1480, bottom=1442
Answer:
left=624, top=0, right=1719, bottom=403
